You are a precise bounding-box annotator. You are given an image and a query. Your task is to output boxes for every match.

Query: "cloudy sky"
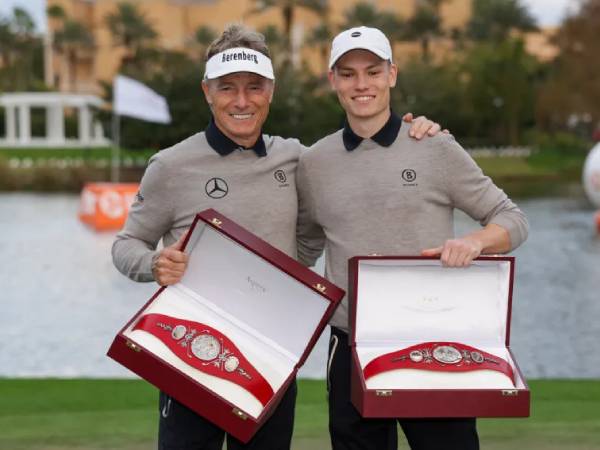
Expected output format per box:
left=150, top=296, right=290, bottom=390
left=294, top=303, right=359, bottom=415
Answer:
left=0, top=0, right=579, bottom=33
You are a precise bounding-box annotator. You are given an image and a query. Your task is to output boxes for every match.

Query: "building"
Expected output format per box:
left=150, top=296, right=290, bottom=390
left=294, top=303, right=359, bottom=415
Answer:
left=45, top=0, right=472, bottom=94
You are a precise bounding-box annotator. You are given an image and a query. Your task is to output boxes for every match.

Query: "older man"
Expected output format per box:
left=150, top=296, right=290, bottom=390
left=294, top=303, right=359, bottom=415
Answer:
left=296, top=27, right=529, bottom=450
left=112, top=24, right=440, bottom=450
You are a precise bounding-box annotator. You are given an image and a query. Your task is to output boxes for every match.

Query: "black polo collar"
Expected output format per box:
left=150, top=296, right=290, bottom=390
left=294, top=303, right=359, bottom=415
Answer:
left=342, top=110, right=402, bottom=151
left=205, top=117, right=267, bottom=157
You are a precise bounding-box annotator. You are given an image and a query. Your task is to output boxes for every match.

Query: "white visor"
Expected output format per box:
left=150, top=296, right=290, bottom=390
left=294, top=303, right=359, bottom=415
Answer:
left=204, top=47, right=274, bottom=80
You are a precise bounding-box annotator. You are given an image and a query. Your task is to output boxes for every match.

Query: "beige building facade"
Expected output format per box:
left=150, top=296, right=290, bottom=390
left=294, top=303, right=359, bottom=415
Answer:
left=46, top=0, right=473, bottom=94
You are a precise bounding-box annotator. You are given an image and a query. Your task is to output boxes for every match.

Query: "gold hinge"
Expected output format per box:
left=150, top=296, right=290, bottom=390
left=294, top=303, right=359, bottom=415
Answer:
left=376, top=390, right=393, bottom=397
left=232, top=407, right=248, bottom=420
left=210, top=218, right=223, bottom=228
left=313, top=283, right=327, bottom=293
left=125, top=340, right=141, bottom=352
left=502, top=389, right=518, bottom=397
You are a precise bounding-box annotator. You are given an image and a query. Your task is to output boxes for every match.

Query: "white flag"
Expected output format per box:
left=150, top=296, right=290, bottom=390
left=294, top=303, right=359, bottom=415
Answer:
left=113, top=75, right=171, bottom=124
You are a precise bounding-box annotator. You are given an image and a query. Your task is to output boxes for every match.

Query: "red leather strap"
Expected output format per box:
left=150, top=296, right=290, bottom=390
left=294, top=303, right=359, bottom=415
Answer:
left=133, top=313, right=274, bottom=406
left=363, top=342, right=515, bottom=385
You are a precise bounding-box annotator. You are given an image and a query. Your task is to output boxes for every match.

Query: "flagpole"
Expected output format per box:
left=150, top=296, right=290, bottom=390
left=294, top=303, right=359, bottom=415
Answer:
left=111, top=113, right=121, bottom=183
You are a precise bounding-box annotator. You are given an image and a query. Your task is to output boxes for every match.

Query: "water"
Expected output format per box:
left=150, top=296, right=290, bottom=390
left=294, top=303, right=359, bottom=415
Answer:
left=1, top=193, right=599, bottom=379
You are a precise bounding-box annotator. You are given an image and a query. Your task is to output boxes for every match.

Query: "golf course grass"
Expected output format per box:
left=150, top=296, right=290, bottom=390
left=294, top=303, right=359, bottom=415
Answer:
left=1, top=378, right=599, bottom=449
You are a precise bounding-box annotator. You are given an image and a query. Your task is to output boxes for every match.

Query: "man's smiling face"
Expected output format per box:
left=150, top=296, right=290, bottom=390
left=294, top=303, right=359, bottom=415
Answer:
left=329, top=49, right=397, bottom=123
left=202, top=72, right=274, bottom=146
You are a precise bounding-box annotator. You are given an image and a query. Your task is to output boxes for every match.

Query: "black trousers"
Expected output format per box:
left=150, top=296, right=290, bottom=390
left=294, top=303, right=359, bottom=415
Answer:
left=328, top=327, right=480, bottom=450
left=158, top=379, right=297, bottom=450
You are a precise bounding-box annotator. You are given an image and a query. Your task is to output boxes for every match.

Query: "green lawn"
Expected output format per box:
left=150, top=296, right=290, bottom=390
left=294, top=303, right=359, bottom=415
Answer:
left=1, top=379, right=599, bottom=449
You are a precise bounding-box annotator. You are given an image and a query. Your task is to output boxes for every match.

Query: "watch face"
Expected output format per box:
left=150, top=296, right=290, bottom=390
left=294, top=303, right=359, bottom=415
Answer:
left=224, top=356, right=240, bottom=373
left=433, top=345, right=462, bottom=364
left=171, top=325, right=187, bottom=340
left=470, top=351, right=484, bottom=363
left=191, top=334, right=221, bottom=361
left=409, top=350, right=424, bottom=363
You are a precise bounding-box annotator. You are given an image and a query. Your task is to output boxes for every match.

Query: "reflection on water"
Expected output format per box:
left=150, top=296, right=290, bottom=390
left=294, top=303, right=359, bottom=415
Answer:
left=1, top=193, right=599, bottom=378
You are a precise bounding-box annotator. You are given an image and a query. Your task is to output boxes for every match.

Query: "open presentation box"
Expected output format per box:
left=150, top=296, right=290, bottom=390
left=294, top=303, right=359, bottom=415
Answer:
left=108, top=209, right=344, bottom=442
left=349, top=256, right=529, bottom=418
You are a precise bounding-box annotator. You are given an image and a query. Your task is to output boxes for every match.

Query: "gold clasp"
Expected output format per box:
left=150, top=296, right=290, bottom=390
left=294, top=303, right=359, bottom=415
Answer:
left=125, top=340, right=141, bottom=352
left=313, top=283, right=327, bottom=293
left=210, top=218, right=223, bottom=228
left=376, top=390, right=392, bottom=397
left=232, top=407, right=248, bottom=420
left=502, top=389, right=518, bottom=397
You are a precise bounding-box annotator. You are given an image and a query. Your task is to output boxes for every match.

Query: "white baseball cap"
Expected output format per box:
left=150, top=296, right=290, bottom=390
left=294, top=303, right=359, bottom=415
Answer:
left=329, top=26, right=393, bottom=69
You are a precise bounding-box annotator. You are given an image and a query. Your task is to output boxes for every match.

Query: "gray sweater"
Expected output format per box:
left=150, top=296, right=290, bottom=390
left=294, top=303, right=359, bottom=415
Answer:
left=296, top=122, right=529, bottom=332
left=112, top=131, right=303, bottom=282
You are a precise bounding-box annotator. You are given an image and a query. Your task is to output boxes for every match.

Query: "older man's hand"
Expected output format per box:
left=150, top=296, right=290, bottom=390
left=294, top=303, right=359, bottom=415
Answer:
left=152, top=233, right=189, bottom=285
left=402, top=112, right=449, bottom=139
left=421, top=236, right=483, bottom=267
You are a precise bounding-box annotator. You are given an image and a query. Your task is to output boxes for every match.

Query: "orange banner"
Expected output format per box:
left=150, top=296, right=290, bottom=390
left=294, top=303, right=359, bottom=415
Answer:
left=79, top=182, right=139, bottom=231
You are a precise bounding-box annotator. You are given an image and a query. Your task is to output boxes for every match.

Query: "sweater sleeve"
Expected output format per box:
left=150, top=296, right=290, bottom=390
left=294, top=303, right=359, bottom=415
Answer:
left=295, top=154, right=326, bottom=267
left=441, top=137, right=529, bottom=251
left=111, top=155, right=174, bottom=282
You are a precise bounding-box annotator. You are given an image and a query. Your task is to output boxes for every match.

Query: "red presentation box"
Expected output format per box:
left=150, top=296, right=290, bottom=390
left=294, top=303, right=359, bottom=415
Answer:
left=349, top=256, right=529, bottom=418
left=108, top=209, right=344, bottom=442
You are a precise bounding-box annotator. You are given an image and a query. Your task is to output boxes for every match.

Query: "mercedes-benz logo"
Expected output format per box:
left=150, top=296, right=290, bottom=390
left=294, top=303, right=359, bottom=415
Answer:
left=402, top=169, right=416, bottom=183
left=205, top=177, right=228, bottom=199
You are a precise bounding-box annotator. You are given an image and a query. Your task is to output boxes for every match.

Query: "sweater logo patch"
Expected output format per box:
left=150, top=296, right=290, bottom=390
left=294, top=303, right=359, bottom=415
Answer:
left=205, top=177, right=229, bottom=199
left=274, top=170, right=289, bottom=187
left=401, top=169, right=418, bottom=187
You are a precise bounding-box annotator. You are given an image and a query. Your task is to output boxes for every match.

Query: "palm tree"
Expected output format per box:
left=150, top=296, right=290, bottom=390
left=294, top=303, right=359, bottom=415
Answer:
left=248, top=0, right=328, bottom=64
left=342, top=2, right=405, bottom=43
left=467, top=0, right=537, bottom=42
left=258, top=24, right=287, bottom=68
left=405, top=0, right=447, bottom=63
left=53, top=20, right=95, bottom=91
left=307, top=22, right=332, bottom=73
left=193, top=25, right=217, bottom=60
left=47, top=5, right=94, bottom=91
left=1, top=8, right=41, bottom=90
left=104, top=2, right=158, bottom=71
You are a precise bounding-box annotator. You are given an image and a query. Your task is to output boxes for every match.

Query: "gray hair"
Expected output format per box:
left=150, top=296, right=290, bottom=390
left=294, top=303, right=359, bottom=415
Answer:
left=206, top=24, right=270, bottom=60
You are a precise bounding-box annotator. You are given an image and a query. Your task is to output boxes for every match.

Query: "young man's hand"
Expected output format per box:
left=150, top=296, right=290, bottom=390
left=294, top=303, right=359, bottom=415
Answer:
left=402, top=112, right=449, bottom=139
left=152, top=233, right=189, bottom=285
left=421, top=237, right=483, bottom=267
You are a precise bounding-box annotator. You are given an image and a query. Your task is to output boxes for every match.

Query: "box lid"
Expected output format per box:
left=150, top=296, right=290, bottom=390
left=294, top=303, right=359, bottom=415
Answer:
left=177, top=209, right=344, bottom=367
left=350, top=256, right=514, bottom=347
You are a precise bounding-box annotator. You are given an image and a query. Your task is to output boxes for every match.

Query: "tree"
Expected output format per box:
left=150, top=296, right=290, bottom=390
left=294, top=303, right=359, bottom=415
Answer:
left=536, top=0, right=600, bottom=133
left=467, top=0, right=537, bottom=42
left=248, top=0, right=328, bottom=64
left=393, top=60, right=468, bottom=139
left=342, top=2, right=404, bottom=42
left=0, top=8, right=43, bottom=91
left=104, top=2, right=158, bottom=71
left=461, top=38, right=539, bottom=145
left=48, top=5, right=94, bottom=92
left=404, top=0, right=447, bottom=63
left=307, top=22, right=332, bottom=74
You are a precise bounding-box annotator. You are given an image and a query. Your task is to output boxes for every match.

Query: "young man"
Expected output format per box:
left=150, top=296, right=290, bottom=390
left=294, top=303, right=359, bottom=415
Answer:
left=112, top=24, right=441, bottom=450
left=296, top=27, right=529, bottom=450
